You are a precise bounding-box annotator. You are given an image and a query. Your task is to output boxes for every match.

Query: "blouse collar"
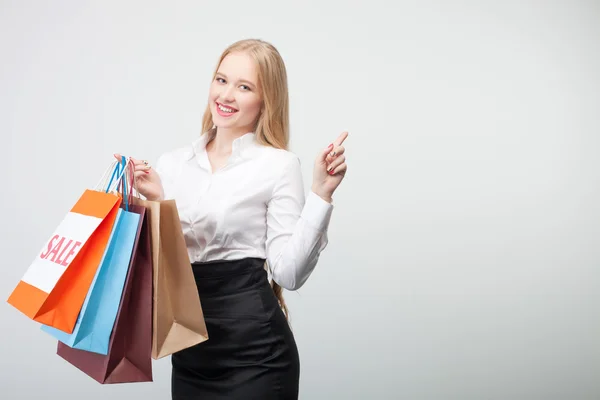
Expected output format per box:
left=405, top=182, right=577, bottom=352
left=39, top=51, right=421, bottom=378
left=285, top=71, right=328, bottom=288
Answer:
left=185, top=131, right=259, bottom=168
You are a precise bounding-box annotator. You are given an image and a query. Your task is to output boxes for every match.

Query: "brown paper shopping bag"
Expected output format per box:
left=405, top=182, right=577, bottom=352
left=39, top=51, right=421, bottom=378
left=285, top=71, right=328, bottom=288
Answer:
left=132, top=197, right=208, bottom=359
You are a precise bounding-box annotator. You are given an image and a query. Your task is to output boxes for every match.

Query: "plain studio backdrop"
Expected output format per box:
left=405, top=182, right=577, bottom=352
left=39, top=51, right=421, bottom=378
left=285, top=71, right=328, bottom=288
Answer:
left=1, top=1, right=599, bottom=399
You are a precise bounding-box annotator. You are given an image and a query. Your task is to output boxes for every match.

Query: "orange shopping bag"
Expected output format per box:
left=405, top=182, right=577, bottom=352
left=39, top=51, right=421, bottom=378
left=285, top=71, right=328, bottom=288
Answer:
left=7, top=163, right=123, bottom=334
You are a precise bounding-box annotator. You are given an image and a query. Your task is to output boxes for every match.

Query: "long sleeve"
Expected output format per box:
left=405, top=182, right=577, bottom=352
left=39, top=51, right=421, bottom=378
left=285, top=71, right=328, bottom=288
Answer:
left=265, top=156, right=334, bottom=290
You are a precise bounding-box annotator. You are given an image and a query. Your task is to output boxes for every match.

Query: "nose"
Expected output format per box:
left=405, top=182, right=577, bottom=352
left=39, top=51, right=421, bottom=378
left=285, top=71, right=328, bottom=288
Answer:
left=219, top=84, right=235, bottom=103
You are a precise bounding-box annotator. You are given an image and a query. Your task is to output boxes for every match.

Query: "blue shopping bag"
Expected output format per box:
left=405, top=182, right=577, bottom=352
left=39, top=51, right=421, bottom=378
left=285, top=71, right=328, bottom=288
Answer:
left=41, top=158, right=140, bottom=355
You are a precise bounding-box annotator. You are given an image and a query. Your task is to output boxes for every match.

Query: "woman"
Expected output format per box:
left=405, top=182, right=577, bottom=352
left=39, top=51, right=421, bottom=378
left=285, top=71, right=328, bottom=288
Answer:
left=118, top=38, right=348, bottom=399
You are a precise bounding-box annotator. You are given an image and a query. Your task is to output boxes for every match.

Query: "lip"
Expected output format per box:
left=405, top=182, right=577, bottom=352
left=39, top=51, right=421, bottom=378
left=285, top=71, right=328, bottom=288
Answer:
left=216, top=102, right=238, bottom=117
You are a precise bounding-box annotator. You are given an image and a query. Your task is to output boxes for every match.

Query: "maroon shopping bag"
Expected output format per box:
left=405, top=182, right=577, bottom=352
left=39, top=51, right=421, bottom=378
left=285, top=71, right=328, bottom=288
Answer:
left=56, top=204, right=153, bottom=384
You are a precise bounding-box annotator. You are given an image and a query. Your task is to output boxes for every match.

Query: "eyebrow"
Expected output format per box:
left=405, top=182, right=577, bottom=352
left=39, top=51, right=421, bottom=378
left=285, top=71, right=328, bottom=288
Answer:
left=216, top=72, right=257, bottom=88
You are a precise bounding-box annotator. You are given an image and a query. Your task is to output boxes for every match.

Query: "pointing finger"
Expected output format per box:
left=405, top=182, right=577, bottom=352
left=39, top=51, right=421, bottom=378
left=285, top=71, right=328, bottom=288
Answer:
left=335, top=131, right=349, bottom=146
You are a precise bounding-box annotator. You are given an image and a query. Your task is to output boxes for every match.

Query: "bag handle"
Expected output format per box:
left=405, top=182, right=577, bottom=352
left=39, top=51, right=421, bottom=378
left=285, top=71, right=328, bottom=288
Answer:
left=94, top=160, right=119, bottom=192
left=118, top=158, right=136, bottom=211
left=109, top=157, right=133, bottom=211
left=94, top=156, right=139, bottom=211
left=125, top=158, right=139, bottom=201
left=116, top=157, right=143, bottom=210
left=105, top=157, right=127, bottom=193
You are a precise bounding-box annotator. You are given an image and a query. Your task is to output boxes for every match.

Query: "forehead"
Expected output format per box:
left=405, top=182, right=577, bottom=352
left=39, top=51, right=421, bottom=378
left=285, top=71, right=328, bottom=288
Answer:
left=217, top=52, right=259, bottom=83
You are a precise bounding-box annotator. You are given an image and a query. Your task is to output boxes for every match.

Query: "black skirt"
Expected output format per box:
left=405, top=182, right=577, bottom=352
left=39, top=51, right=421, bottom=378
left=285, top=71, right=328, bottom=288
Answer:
left=171, top=257, right=300, bottom=399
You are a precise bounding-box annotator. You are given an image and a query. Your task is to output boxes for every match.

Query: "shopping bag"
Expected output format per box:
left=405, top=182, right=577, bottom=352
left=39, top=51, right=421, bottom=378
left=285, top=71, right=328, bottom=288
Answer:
left=56, top=203, right=153, bottom=384
left=41, top=204, right=140, bottom=354
left=41, top=157, right=140, bottom=353
left=7, top=187, right=121, bottom=334
left=132, top=197, right=208, bottom=359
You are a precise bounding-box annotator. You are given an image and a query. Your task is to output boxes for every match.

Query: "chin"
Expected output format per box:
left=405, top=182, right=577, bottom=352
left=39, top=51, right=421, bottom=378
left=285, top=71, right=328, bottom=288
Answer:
left=213, top=119, right=236, bottom=129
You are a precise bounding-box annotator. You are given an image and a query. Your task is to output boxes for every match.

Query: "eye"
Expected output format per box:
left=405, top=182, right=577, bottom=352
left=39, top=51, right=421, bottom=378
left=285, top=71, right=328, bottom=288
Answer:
left=216, top=77, right=226, bottom=84
left=240, top=85, right=251, bottom=91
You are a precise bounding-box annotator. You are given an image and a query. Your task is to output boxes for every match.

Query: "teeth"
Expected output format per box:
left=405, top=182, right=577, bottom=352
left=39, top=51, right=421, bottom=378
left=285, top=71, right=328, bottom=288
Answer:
left=218, top=104, right=235, bottom=113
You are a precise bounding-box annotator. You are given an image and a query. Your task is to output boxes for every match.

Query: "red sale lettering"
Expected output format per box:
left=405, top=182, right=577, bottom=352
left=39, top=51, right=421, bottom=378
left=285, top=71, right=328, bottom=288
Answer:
left=55, top=239, right=73, bottom=265
left=61, top=241, right=82, bottom=266
left=40, top=235, right=83, bottom=266
left=40, top=235, right=60, bottom=259
left=46, top=237, right=65, bottom=262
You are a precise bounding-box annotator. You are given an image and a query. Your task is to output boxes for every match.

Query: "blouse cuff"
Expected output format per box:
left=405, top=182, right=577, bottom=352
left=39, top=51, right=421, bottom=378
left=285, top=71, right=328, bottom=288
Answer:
left=300, top=191, right=334, bottom=232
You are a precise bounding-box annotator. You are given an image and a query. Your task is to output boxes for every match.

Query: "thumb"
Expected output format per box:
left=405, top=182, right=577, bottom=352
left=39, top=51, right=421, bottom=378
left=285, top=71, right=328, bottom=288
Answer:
left=318, top=143, right=334, bottom=163
left=113, top=153, right=122, bottom=162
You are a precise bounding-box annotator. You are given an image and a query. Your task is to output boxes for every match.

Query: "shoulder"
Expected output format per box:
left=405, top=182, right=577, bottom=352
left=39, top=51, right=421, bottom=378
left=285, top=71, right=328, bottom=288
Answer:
left=252, top=145, right=306, bottom=193
left=254, top=144, right=302, bottom=170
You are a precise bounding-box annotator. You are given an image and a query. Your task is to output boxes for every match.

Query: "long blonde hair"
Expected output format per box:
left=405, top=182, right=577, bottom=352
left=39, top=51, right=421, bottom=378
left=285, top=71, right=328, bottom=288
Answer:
left=201, top=38, right=291, bottom=319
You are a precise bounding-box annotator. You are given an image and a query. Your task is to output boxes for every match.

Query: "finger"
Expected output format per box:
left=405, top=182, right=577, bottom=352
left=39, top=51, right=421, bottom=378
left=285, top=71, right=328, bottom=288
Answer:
left=130, top=157, right=148, bottom=166
left=134, top=164, right=151, bottom=171
left=319, top=143, right=334, bottom=162
left=114, top=154, right=137, bottom=168
left=121, top=156, right=148, bottom=167
left=329, top=162, right=347, bottom=176
left=127, top=157, right=152, bottom=170
left=326, top=145, right=345, bottom=164
left=326, top=155, right=346, bottom=174
left=133, top=170, right=150, bottom=179
left=334, top=131, right=349, bottom=146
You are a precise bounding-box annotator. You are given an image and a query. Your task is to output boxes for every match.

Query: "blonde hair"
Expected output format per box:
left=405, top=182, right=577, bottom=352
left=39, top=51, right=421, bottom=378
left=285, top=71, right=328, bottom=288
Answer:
left=201, top=38, right=290, bottom=319
left=201, top=38, right=290, bottom=149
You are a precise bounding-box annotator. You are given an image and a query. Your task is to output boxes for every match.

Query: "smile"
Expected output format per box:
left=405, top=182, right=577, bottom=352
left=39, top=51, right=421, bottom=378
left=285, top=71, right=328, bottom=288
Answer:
left=216, top=102, right=238, bottom=117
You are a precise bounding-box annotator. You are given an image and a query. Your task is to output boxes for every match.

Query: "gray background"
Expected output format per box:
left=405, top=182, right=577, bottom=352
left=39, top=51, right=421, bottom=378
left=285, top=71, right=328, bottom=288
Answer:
left=2, top=0, right=600, bottom=399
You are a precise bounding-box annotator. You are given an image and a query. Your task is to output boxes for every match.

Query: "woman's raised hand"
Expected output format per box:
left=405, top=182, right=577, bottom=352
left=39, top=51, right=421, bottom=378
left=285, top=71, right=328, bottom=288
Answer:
left=114, top=154, right=164, bottom=201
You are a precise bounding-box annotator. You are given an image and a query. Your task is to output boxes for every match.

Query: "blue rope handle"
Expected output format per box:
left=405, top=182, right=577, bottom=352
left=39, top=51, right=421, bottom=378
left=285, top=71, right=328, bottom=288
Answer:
left=105, top=157, right=129, bottom=211
left=105, top=160, right=121, bottom=194
left=122, top=157, right=128, bottom=211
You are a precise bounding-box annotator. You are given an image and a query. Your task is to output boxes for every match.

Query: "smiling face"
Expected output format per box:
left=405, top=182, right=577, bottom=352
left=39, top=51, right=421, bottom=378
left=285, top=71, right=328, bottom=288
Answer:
left=208, top=51, right=263, bottom=135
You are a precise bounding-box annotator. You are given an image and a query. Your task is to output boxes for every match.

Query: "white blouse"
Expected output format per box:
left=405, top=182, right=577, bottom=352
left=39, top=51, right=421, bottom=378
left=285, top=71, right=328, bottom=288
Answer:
left=154, top=132, right=334, bottom=290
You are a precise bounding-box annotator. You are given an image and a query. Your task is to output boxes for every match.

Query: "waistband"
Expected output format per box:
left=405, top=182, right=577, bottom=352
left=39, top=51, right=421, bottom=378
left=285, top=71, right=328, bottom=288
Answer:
left=191, top=257, right=266, bottom=278
left=190, top=258, right=268, bottom=297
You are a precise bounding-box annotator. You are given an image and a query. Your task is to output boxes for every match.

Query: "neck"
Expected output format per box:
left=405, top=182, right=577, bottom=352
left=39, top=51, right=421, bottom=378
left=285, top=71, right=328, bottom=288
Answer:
left=208, top=127, right=250, bottom=155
